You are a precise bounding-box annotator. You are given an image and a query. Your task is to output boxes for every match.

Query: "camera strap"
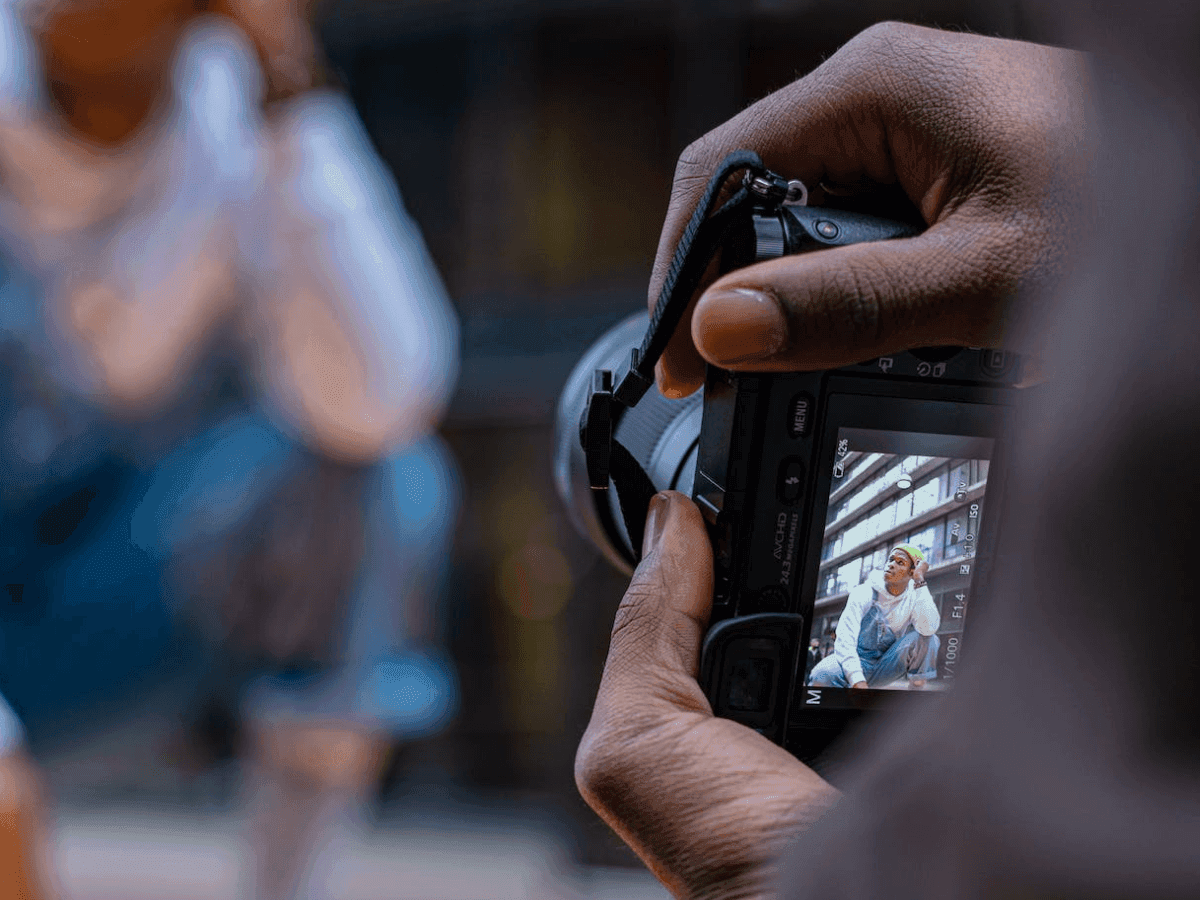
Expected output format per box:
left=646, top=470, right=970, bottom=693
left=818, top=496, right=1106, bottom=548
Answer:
left=582, top=149, right=794, bottom=563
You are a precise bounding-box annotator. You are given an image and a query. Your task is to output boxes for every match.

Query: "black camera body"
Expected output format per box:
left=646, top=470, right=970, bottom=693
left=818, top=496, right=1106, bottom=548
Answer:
left=693, top=348, right=1018, bottom=765
left=557, top=155, right=1020, bottom=767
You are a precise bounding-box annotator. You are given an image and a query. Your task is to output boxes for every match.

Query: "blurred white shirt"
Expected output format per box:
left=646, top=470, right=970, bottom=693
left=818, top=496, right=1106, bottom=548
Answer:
left=0, top=6, right=457, bottom=461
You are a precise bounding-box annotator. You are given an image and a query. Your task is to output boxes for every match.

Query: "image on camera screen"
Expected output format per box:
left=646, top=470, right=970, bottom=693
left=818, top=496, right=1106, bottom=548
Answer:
left=804, top=427, right=993, bottom=694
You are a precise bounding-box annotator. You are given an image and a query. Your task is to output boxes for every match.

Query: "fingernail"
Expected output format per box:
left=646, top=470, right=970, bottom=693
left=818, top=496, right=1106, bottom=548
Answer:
left=643, top=492, right=672, bottom=558
left=655, top=360, right=684, bottom=400
left=694, top=288, right=787, bottom=364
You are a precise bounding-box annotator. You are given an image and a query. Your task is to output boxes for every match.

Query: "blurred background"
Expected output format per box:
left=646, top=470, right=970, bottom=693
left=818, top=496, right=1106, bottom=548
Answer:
left=1, top=0, right=1052, bottom=896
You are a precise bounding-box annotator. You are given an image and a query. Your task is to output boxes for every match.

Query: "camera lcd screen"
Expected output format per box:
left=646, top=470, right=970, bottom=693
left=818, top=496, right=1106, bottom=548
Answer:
left=804, top=427, right=993, bottom=696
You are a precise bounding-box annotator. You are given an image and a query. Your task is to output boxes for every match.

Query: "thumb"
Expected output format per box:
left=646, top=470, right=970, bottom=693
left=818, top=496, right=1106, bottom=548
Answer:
left=577, top=493, right=836, bottom=900
left=595, top=491, right=714, bottom=715
left=691, top=215, right=1025, bottom=372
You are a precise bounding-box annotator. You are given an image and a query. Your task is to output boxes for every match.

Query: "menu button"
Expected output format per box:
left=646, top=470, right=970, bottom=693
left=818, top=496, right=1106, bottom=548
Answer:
left=787, top=393, right=815, bottom=438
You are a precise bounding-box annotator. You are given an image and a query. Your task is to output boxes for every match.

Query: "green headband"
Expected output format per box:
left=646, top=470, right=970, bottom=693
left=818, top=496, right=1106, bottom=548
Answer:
left=893, top=543, right=926, bottom=566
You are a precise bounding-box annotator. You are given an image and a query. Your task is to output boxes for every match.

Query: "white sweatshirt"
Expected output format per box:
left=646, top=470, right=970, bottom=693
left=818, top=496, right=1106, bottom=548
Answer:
left=833, top=569, right=940, bottom=687
left=0, top=10, right=458, bottom=460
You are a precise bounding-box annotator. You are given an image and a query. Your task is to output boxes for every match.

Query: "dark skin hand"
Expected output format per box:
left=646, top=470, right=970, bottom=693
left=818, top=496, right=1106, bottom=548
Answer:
left=582, top=23, right=1090, bottom=899
left=649, top=21, right=1090, bottom=398
left=576, top=492, right=838, bottom=900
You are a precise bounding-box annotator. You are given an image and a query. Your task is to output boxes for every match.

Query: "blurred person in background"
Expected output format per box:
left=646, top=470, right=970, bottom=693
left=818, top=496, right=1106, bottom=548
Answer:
left=0, top=1, right=459, bottom=897
left=577, top=13, right=1200, bottom=900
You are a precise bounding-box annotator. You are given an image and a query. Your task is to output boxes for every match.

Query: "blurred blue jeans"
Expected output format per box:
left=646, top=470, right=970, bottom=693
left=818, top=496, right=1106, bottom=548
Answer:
left=1, top=410, right=459, bottom=743
left=134, top=413, right=461, bottom=737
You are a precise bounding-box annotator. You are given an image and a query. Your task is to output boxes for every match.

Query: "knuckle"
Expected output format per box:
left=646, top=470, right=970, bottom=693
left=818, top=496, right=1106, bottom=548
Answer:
left=574, top=708, right=687, bottom=815
left=842, top=21, right=918, bottom=73
left=676, top=135, right=722, bottom=178
left=854, top=20, right=917, bottom=52
left=573, top=728, right=616, bottom=803
left=671, top=137, right=724, bottom=200
left=574, top=707, right=656, bottom=809
left=836, top=21, right=950, bottom=112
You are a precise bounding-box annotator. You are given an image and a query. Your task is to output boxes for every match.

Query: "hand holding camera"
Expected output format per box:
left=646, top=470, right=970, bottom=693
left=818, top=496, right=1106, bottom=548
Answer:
left=573, top=22, right=1089, bottom=899
left=650, top=22, right=1089, bottom=398
left=576, top=490, right=837, bottom=900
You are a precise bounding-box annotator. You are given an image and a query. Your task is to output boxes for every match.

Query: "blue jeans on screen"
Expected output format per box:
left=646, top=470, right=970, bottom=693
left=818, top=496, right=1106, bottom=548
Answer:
left=809, top=603, right=940, bottom=688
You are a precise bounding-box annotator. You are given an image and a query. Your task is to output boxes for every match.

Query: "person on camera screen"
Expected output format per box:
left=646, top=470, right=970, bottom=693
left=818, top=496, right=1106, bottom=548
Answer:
left=807, top=544, right=937, bottom=690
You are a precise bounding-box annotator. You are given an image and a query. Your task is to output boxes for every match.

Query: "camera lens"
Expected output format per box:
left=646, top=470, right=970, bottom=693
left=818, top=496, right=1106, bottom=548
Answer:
left=553, top=311, right=703, bottom=573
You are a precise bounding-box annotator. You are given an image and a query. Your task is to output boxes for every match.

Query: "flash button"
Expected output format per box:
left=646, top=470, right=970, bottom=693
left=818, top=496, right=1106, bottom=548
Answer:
left=777, top=457, right=805, bottom=505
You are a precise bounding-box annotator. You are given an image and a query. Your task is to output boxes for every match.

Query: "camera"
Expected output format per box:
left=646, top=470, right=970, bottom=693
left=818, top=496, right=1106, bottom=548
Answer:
left=553, top=154, right=1020, bottom=766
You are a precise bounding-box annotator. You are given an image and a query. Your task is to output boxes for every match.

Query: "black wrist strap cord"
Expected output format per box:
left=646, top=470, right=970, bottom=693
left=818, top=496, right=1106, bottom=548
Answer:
left=581, top=149, right=791, bottom=564
left=615, top=148, right=766, bottom=407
